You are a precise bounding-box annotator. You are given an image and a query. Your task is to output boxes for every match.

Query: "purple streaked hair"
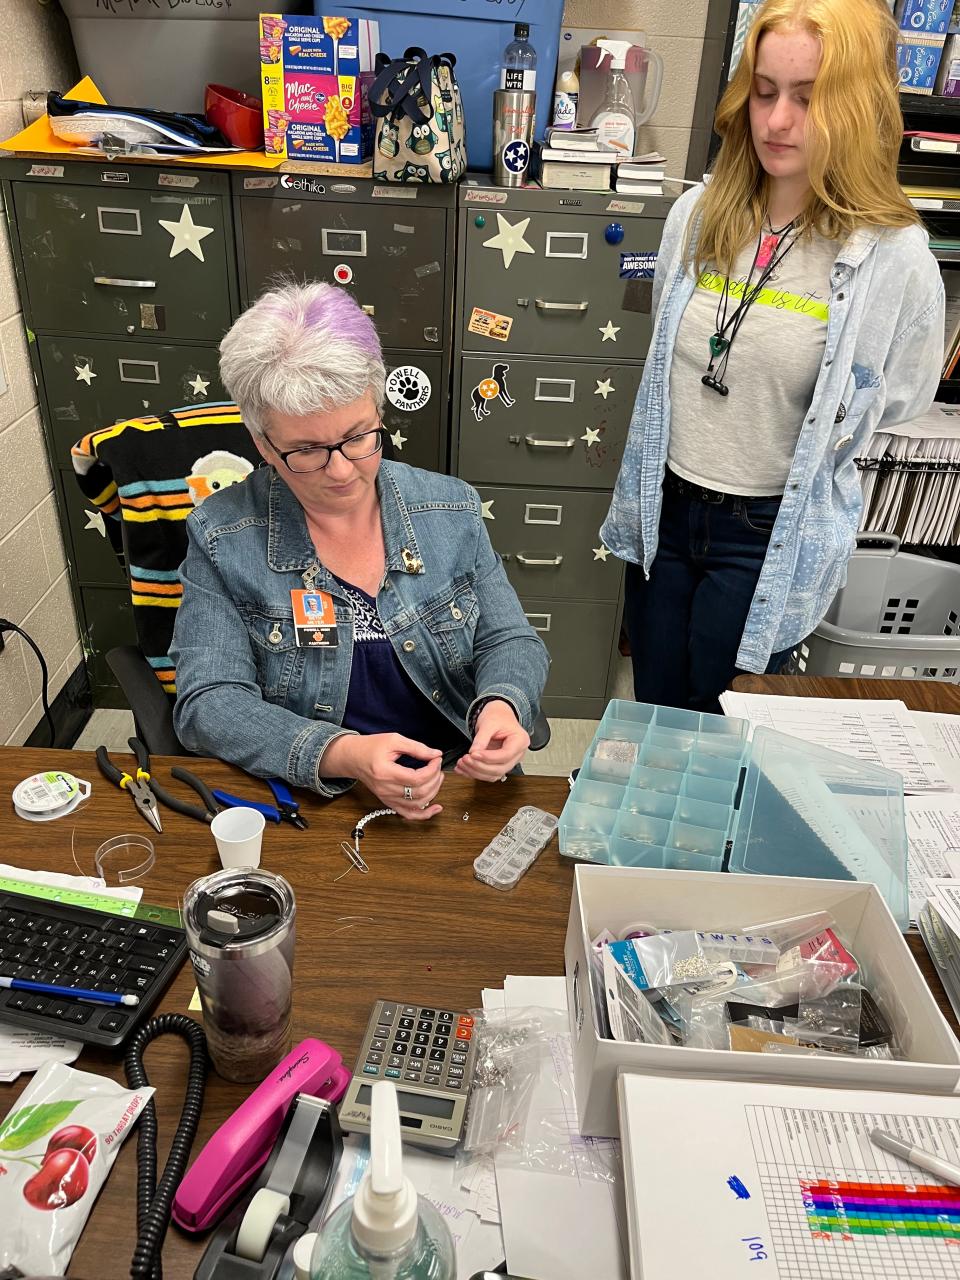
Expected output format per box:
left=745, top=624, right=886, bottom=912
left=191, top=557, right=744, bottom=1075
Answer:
left=219, top=280, right=386, bottom=436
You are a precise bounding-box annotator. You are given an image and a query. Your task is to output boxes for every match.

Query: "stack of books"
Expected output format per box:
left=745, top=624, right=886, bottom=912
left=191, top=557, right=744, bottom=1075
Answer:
left=614, top=153, right=666, bottom=195
left=902, top=183, right=960, bottom=211
left=538, top=127, right=613, bottom=191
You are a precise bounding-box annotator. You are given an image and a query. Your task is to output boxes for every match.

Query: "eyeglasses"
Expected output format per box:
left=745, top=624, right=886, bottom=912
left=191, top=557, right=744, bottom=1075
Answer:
left=266, top=423, right=384, bottom=474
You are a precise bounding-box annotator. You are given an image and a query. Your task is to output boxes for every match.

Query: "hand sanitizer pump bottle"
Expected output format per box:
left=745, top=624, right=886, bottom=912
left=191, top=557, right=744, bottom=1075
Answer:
left=310, top=1083, right=455, bottom=1280
left=590, top=39, right=637, bottom=156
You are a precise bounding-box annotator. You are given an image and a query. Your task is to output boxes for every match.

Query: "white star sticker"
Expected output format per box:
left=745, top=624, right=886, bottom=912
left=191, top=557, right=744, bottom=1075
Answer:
left=599, top=321, right=621, bottom=342
left=481, top=500, right=495, bottom=520
left=581, top=427, right=601, bottom=446
left=83, top=509, right=106, bottom=537
left=158, top=203, right=215, bottom=261
left=594, top=378, right=614, bottom=399
left=593, top=544, right=611, bottom=562
left=482, top=213, right=535, bottom=270
left=188, top=374, right=210, bottom=397
left=75, top=363, right=96, bottom=384
left=390, top=429, right=407, bottom=451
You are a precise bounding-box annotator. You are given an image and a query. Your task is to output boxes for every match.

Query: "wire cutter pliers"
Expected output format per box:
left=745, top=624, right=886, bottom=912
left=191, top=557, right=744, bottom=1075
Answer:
left=96, top=738, right=164, bottom=833
left=211, top=777, right=309, bottom=829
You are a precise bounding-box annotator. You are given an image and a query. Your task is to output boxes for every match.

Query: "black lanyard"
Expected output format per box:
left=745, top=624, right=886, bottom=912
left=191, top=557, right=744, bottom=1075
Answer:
left=703, top=220, right=798, bottom=396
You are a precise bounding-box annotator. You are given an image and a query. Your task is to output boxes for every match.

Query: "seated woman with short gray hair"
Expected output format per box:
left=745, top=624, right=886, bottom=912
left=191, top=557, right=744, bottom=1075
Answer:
left=171, top=281, right=549, bottom=820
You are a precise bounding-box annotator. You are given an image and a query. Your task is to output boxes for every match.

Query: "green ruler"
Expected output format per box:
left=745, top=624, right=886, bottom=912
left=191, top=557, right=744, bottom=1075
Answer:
left=0, top=875, right=181, bottom=927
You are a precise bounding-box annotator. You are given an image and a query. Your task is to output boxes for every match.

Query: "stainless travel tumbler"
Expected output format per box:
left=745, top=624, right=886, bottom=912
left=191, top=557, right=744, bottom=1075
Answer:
left=183, top=867, right=296, bottom=1082
left=493, top=88, right=536, bottom=188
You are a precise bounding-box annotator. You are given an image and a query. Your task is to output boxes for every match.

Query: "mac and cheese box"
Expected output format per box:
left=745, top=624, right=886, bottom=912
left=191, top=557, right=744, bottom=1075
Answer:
left=259, top=14, right=380, bottom=163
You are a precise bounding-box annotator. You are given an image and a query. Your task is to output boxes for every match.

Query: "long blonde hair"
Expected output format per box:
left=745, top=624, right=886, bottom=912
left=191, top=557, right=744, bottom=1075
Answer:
left=687, top=0, right=918, bottom=276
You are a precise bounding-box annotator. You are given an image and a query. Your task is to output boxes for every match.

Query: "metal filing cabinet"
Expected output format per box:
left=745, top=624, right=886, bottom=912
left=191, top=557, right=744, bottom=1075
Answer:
left=2, top=159, right=459, bottom=708
left=453, top=177, right=674, bottom=718
left=2, top=159, right=239, bottom=705
left=235, top=174, right=457, bottom=473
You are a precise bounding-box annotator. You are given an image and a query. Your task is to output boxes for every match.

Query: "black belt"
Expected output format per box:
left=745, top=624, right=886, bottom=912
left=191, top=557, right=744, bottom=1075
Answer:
left=663, top=467, right=781, bottom=506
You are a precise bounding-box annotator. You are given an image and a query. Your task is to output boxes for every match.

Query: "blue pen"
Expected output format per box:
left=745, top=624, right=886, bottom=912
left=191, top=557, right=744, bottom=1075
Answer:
left=0, top=976, right=140, bottom=1007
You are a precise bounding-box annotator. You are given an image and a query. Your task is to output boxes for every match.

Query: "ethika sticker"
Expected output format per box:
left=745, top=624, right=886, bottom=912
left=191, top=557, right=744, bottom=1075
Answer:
left=470, top=363, right=515, bottom=423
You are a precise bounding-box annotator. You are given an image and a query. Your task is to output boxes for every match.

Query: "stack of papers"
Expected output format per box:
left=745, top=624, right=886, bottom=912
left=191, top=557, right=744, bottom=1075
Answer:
left=482, top=976, right=629, bottom=1280
left=856, top=404, right=960, bottom=545
left=718, top=692, right=951, bottom=792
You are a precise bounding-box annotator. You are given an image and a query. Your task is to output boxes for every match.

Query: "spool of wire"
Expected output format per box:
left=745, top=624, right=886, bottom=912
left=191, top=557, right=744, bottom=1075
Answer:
left=13, top=770, right=91, bottom=822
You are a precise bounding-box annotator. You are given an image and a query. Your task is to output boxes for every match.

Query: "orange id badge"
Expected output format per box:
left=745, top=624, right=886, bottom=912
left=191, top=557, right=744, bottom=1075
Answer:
left=290, top=589, right=339, bottom=647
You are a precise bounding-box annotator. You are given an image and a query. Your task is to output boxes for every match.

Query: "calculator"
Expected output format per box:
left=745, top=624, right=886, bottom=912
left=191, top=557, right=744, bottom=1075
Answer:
left=338, top=998, right=477, bottom=1153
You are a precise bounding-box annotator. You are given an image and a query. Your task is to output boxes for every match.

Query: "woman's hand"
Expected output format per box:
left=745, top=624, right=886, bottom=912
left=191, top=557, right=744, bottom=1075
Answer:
left=455, top=700, right=529, bottom=782
left=323, top=733, right=444, bottom=821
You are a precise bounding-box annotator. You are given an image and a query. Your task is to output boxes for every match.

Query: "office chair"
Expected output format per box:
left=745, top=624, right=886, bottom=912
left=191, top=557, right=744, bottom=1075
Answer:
left=72, top=405, right=550, bottom=757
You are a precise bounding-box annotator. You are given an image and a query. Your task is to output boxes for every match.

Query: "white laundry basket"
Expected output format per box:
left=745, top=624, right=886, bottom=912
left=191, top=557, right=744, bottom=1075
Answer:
left=795, top=534, right=960, bottom=681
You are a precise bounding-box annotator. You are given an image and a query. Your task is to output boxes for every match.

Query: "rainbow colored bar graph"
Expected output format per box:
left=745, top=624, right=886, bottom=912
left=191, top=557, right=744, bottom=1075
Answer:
left=801, top=1179, right=960, bottom=1242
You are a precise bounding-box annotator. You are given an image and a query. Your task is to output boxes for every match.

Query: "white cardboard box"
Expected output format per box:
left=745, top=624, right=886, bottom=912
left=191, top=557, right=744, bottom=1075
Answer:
left=564, top=865, right=960, bottom=1137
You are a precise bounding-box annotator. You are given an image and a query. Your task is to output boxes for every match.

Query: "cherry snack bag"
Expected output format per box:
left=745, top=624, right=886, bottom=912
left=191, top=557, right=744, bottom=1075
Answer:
left=0, top=1060, right=154, bottom=1274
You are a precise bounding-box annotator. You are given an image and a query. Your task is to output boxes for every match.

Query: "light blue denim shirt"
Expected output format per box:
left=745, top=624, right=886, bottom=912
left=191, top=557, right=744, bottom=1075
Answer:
left=171, top=460, right=549, bottom=795
left=602, top=185, right=945, bottom=672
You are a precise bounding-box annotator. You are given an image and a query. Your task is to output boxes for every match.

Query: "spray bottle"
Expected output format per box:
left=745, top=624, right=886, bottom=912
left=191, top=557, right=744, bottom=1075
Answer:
left=589, top=40, right=637, bottom=156
left=309, top=1083, right=455, bottom=1280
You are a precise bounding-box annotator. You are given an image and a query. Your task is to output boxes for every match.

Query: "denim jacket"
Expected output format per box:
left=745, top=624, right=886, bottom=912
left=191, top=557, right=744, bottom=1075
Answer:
left=602, top=185, right=945, bottom=672
left=171, top=460, right=549, bottom=795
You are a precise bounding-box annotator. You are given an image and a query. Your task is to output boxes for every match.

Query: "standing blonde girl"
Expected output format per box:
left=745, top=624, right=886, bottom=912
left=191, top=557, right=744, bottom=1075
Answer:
left=603, top=0, right=943, bottom=712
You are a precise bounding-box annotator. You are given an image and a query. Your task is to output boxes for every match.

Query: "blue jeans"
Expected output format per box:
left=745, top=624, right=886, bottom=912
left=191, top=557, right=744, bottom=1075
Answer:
left=624, top=476, right=792, bottom=714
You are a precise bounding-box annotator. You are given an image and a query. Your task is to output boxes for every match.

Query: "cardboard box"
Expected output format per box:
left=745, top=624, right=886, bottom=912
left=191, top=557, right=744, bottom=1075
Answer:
left=259, top=14, right=379, bottom=163
left=896, top=31, right=946, bottom=92
left=565, top=865, right=960, bottom=1137
left=896, top=0, right=953, bottom=32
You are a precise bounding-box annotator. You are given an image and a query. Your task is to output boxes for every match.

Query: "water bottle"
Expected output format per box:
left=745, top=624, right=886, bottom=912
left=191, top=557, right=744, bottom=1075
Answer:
left=310, top=1083, right=455, bottom=1280
left=500, top=22, right=537, bottom=93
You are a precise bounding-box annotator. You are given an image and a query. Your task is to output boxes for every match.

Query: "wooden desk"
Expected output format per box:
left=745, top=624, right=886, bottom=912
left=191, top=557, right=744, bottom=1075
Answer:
left=0, top=742, right=955, bottom=1278
left=0, top=748, right=572, bottom=1279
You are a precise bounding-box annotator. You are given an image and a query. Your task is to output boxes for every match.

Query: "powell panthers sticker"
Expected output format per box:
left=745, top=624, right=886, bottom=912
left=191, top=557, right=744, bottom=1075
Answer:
left=385, top=365, right=432, bottom=413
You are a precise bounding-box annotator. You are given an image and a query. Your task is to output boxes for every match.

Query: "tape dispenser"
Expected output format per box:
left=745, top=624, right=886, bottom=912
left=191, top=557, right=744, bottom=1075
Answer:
left=174, top=1037, right=350, bottom=1240
left=194, top=1090, right=342, bottom=1280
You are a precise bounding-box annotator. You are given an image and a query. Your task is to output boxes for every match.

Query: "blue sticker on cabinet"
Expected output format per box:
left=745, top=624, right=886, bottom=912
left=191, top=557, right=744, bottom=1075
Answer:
left=620, top=251, right=657, bottom=279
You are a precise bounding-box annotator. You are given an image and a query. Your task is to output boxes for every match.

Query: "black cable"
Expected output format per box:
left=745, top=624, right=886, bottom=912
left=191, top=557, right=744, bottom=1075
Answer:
left=0, top=618, right=56, bottom=746
left=124, top=1014, right=209, bottom=1280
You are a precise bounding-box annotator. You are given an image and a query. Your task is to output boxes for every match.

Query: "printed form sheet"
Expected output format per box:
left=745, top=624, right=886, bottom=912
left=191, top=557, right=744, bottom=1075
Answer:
left=619, top=1075, right=960, bottom=1280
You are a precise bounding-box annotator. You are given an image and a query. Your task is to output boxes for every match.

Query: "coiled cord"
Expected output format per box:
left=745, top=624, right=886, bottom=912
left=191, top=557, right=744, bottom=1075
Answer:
left=124, top=1014, right=209, bottom=1280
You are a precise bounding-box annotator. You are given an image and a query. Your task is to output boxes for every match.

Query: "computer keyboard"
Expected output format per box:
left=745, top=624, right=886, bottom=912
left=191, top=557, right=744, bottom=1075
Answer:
left=0, top=889, right=188, bottom=1048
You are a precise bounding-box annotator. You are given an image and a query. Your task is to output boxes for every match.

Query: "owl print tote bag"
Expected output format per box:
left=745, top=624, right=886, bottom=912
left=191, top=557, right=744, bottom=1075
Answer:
left=369, top=47, right=467, bottom=183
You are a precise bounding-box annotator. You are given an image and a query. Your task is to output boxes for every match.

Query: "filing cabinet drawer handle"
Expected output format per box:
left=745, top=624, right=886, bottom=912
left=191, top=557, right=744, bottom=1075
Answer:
left=524, top=435, right=575, bottom=450
left=93, top=276, right=157, bottom=289
left=535, top=299, right=589, bottom=312
left=516, top=554, right=563, bottom=567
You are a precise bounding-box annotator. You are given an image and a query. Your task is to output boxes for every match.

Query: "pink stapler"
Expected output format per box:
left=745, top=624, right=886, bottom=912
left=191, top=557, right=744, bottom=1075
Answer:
left=173, top=1038, right=350, bottom=1233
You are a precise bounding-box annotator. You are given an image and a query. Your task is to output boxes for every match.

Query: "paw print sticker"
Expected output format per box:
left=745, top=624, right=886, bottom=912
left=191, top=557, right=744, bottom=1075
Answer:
left=385, top=365, right=432, bottom=413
